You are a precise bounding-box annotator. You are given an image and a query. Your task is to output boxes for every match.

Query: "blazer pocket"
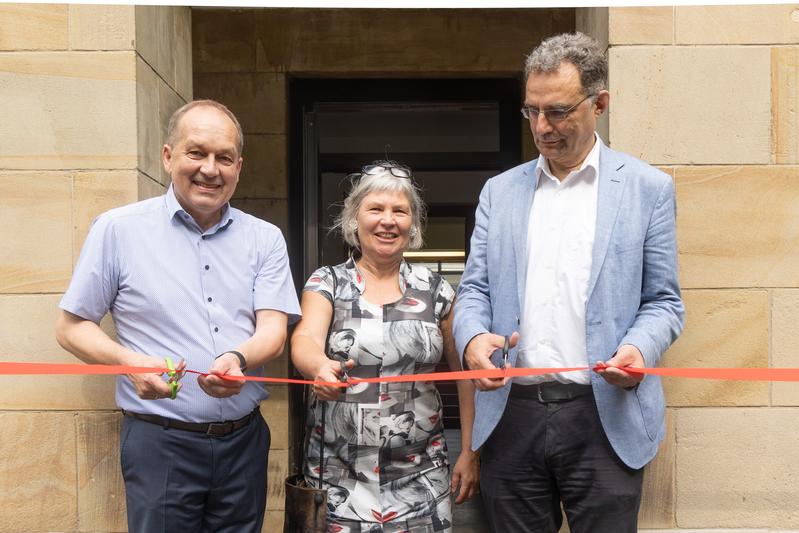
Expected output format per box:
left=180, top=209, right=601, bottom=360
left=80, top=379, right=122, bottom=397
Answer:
left=633, top=383, right=664, bottom=442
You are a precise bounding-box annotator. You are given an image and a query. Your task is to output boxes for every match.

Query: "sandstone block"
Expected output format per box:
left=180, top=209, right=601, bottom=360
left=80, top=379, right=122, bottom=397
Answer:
left=676, top=408, right=799, bottom=527
left=69, top=5, right=135, bottom=51
left=174, top=6, right=193, bottom=101
left=0, top=294, right=118, bottom=410
left=576, top=7, right=608, bottom=51
left=0, top=4, right=68, bottom=50
left=268, top=448, right=290, bottom=511
left=676, top=5, right=799, bottom=44
left=134, top=6, right=159, bottom=77
left=236, top=134, right=287, bottom=199
left=661, top=290, right=769, bottom=406
left=262, top=346, right=291, bottom=380
left=261, top=386, right=290, bottom=450
left=232, top=198, right=289, bottom=237
left=675, top=165, right=799, bottom=288
left=0, top=294, right=67, bottom=359
left=609, top=46, right=770, bottom=165
left=639, top=409, right=675, bottom=527
left=138, top=171, right=166, bottom=200
left=0, top=412, right=77, bottom=531
left=194, top=9, right=257, bottom=73
left=609, top=7, right=673, bottom=45
left=0, top=52, right=137, bottom=170
left=136, top=56, right=162, bottom=182
left=262, top=510, right=285, bottom=532
left=74, top=171, right=139, bottom=260
left=0, top=172, right=72, bottom=293
left=772, top=46, right=799, bottom=164
left=156, top=6, right=177, bottom=89
left=77, top=412, right=127, bottom=531
left=251, top=9, right=574, bottom=74
left=194, top=72, right=286, bottom=135
left=772, top=290, right=799, bottom=406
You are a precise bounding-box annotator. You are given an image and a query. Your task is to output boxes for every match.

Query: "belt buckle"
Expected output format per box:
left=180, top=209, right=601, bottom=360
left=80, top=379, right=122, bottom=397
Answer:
left=206, top=422, right=230, bottom=437
left=537, top=384, right=546, bottom=403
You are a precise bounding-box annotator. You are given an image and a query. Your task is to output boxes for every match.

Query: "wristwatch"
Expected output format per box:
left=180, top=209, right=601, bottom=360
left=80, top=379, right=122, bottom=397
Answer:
left=217, top=350, right=247, bottom=372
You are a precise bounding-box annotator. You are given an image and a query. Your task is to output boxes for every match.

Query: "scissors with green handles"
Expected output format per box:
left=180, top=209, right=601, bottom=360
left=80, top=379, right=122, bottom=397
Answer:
left=164, top=357, right=180, bottom=400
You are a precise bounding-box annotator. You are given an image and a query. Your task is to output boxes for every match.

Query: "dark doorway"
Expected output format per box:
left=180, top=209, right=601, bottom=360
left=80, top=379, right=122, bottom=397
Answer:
left=288, top=77, right=522, bottom=530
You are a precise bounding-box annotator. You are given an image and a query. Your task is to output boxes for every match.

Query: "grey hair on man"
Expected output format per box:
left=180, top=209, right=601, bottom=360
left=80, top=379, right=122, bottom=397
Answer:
left=525, top=32, right=607, bottom=96
left=334, top=166, right=426, bottom=251
left=166, top=99, right=245, bottom=155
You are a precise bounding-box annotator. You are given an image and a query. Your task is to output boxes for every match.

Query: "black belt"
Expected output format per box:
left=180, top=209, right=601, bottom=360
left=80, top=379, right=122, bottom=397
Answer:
left=122, top=408, right=259, bottom=437
left=510, top=382, right=593, bottom=403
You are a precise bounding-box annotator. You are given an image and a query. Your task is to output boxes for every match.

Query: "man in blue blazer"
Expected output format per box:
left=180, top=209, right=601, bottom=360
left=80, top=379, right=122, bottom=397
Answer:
left=453, top=32, right=684, bottom=533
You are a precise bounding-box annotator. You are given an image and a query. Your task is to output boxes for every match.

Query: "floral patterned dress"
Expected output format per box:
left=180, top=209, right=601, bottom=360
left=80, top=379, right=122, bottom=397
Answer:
left=302, top=258, right=456, bottom=533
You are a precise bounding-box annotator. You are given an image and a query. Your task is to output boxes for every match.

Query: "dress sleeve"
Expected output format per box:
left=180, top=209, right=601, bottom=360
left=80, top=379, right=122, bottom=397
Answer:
left=303, top=266, right=335, bottom=304
left=432, top=275, right=455, bottom=323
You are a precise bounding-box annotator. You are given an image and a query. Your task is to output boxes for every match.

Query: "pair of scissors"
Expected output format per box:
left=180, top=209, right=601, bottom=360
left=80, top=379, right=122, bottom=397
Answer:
left=502, top=336, right=510, bottom=368
left=164, top=357, right=181, bottom=400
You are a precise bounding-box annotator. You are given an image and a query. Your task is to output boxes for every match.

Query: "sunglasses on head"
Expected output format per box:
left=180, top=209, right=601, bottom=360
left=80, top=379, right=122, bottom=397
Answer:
left=361, top=160, right=412, bottom=179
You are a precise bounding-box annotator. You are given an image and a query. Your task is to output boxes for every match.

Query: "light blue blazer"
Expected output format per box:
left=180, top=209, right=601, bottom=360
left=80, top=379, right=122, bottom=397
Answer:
left=453, top=141, right=684, bottom=469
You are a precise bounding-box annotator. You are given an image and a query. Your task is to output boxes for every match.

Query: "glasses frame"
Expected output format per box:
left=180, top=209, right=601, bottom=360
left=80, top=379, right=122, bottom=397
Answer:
left=520, top=93, right=596, bottom=124
left=361, top=160, right=413, bottom=179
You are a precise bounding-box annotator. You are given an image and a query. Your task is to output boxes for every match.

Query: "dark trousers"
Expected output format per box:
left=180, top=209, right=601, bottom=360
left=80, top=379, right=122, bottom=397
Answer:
left=120, top=412, right=271, bottom=533
left=480, top=389, right=643, bottom=533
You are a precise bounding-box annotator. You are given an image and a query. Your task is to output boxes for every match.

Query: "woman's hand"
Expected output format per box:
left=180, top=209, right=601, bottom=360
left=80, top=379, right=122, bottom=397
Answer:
left=313, top=359, right=355, bottom=401
left=451, top=448, right=480, bottom=504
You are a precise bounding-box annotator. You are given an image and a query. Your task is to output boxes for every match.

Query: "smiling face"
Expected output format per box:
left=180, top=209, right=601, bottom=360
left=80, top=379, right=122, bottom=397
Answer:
left=162, top=105, right=242, bottom=230
left=356, top=189, right=412, bottom=263
left=525, top=60, right=608, bottom=179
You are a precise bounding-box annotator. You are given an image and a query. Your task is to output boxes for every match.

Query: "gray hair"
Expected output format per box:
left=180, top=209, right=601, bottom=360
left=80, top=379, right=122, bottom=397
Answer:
left=524, top=32, right=607, bottom=96
left=334, top=167, right=426, bottom=252
left=166, top=99, right=244, bottom=156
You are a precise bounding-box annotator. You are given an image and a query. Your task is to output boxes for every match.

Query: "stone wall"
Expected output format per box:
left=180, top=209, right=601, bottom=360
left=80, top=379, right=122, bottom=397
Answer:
left=0, top=5, right=190, bottom=531
left=606, top=5, right=799, bottom=531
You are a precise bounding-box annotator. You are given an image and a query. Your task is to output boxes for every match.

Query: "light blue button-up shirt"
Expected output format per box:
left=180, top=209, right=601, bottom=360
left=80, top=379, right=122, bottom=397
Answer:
left=60, top=186, right=301, bottom=422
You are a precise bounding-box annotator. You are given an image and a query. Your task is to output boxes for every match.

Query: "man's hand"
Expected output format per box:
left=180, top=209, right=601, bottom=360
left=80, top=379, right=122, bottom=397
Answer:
left=198, top=352, right=246, bottom=398
left=594, top=344, right=645, bottom=389
left=313, top=359, right=355, bottom=401
left=127, top=356, right=186, bottom=400
left=464, top=332, right=518, bottom=391
left=451, top=449, right=480, bottom=504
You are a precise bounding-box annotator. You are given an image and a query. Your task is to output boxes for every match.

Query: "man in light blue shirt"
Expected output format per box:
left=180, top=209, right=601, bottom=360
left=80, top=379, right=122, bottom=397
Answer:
left=56, top=99, right=301, bottom=533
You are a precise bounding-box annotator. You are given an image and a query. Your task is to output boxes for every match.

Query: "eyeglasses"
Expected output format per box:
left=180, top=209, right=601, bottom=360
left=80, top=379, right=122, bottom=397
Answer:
left=521, top=93, right=595, bottom=123
left=361, top=160, right=413, bottom=179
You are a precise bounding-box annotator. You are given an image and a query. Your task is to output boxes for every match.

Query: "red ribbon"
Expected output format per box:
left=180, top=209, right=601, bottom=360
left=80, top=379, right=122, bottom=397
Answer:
left=4, top=361, right=799, bottom=385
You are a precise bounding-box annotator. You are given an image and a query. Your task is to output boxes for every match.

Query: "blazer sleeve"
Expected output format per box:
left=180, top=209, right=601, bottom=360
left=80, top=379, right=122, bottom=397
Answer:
left=453, top=178, right=494, bottom=360
left=619, top=177, right=685, bottom=368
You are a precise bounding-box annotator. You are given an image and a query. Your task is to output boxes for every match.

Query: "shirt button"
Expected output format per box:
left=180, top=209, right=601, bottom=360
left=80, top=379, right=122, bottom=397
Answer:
left=207, top=297, right=212, bottom=302
left=205, top=265, right=210, bottom=270
left=214, top=327, right=219, bottom=333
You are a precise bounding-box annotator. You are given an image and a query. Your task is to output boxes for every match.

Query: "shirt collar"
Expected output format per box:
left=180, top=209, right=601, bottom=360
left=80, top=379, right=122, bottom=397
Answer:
left=535, top=132, right=602, bottom=187
left=345, top=255, right=410, bottom=295
left=165, top=184, right=234, bottom=234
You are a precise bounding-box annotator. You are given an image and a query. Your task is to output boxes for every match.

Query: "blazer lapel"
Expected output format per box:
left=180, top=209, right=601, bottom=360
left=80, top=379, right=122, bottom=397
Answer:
left=514, top=161, right=538, bottom=311
left=587, top=144, right=626, bottom=300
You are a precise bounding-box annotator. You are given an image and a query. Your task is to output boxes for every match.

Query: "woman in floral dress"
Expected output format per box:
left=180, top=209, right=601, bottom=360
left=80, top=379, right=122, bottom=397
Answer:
left=291, top=161, right=479, bottom=532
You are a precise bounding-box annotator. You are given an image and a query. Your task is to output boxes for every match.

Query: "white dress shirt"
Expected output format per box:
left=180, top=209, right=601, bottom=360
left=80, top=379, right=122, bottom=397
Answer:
left=515, top=134, right=601, bottom=385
